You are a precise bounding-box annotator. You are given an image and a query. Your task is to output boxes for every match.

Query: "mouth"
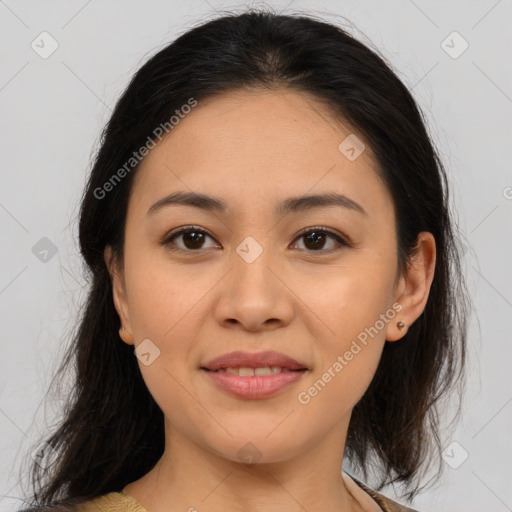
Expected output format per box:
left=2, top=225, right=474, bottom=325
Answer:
left=201, top=350, right=309, bottom=372
left=200, top=351, right=309, bottom=399
left=200, top=367, right=308, bottom=399
left=202, top=367, right=307, bottom=376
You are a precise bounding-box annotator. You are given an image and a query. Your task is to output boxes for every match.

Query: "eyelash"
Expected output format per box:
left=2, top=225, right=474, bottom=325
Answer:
left=161, top=225, right=352, bottom=254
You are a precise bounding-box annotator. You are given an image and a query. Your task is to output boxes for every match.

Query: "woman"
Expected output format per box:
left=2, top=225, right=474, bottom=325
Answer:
left=19, top=8, right=468, bottom=512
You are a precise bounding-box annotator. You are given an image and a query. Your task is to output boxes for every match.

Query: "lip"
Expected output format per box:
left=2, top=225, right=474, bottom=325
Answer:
left=200, top=350, right=309, bottom=400
left=202, top=350, right=308, bottom=371
left=201, top=368, right=308, bottom=399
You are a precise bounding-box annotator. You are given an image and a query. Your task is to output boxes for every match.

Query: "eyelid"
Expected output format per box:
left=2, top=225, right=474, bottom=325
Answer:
left=293, top=225, right=353, bottom=249
left=161, top=225, right=216, bottom=248
left=161, top=225, right=352, bottom=252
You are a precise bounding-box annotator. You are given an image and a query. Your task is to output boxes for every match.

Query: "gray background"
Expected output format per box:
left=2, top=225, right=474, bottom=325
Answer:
left=1, top=1, right=511, bottom=510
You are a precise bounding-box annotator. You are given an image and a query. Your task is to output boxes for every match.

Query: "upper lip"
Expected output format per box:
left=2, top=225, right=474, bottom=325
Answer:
left=202, top=350, right=308, bottom=371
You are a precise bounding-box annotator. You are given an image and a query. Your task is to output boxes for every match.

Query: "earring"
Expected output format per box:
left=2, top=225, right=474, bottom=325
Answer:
left=397, top=321, right=406, bottom=330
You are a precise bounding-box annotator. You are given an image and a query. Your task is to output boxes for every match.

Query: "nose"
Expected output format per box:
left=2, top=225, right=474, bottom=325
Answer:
left=213, top=242, right=294, bottom=333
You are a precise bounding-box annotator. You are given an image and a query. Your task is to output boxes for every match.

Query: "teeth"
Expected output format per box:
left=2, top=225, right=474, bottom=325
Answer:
left=219, top=366, right=286, bottom=376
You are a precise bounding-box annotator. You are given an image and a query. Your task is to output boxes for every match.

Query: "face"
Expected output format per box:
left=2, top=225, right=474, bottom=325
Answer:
left=107, top=88, right=432, bottom=465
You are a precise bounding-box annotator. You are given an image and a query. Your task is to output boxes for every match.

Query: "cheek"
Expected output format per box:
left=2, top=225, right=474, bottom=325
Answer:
left=294, top=349, right=381, bottom=435
left=291, top=254, right=396, bottom=408
left=121, top=251, right=207, bottom=429
left=294, top=273, right=391, bottom=419
left=123, top=247, right=207, bottom=340
left=293, top=249, right=397, bottom=341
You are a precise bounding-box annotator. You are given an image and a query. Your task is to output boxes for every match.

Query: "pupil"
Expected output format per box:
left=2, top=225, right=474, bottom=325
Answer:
left=185, top=231, right=204, bottom=249
left=305, top=231, right=325, bottom=250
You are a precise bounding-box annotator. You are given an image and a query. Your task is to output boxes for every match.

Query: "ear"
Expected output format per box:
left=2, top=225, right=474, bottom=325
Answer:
left=386, top=232, right=436, bottom=342
left=104, top=246, right=134, bottom=346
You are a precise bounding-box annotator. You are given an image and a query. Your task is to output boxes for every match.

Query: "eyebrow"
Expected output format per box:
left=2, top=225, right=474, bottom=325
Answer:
left=147, top=191, right=367, bottom=217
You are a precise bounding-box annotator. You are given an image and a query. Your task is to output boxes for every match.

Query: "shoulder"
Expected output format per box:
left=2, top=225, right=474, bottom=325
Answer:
left=74, top=492, right=147, bottom=512
left=15, top=492, right=147, bottom=512
left=350, top=476, right=420, bottom=512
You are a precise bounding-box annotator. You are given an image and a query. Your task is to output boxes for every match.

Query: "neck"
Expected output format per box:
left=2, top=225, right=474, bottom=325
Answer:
left=124, top=417, right=366, bottom=512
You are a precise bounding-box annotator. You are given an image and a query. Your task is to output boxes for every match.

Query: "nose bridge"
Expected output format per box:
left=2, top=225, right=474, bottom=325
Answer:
left=214, top=233, right=293, bottom=330
left=231, top=233, right=277, bottom=298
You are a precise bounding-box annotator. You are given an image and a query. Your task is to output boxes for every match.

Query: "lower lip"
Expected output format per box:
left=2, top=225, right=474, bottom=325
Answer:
left=201, top=369, right=307, bottom=399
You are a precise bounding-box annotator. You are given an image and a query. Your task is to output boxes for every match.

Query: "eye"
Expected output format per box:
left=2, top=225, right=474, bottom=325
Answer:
left=162, top=225, right=351, bottom=254
left=162, top=226, right=219, bottom=252
left=291, top=226, right=351, bottom=253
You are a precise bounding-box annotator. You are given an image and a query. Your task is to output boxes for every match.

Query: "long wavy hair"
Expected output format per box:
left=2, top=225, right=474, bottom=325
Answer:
left=17, top=7, right=468, bottom=510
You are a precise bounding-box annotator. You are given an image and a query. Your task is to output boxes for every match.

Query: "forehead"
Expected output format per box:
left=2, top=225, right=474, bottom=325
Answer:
left=129, top=88, right=391, bottom=220
left=158, top=87, right=373, bottom=160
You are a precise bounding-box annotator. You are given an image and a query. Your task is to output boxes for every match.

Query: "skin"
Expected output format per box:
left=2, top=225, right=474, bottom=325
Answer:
left=105, top=88, right=436, bottom=512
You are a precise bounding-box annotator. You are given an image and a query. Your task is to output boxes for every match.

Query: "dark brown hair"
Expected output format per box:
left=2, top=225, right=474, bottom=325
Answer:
left=16, top=6, right=468, bottom=510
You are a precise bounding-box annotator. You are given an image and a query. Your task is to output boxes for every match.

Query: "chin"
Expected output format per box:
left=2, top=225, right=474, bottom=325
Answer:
left=202, top=432, right=304, bottom=466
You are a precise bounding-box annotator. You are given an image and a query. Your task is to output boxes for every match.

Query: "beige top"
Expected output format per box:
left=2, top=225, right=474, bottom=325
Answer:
left=75, top=474, right=418, bottom=512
